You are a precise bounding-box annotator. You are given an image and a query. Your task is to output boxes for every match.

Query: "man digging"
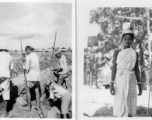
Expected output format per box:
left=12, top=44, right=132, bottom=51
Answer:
left=0, top=44, right=13, bottom=117
left=22, top=46, right=44, bottom=118
left=45, top=81, right=72, bottom=119
left=51, top=50, right=68, bottom=89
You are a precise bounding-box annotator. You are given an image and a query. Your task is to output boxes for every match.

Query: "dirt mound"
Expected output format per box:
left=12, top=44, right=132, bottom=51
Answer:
left=92, top=106, right=152, bottom=117
left=7, top=104, right=41, bottom=118
left=0, top=69, right=72, bottom=118
left=0, top=51, right=72, bottom=118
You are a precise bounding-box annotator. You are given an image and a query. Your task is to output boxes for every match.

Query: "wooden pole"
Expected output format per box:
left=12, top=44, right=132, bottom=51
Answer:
left=20, top=38, right=23, bottom=55
left=91, top=46, right=94, bottom=87
left=147, top=8, right=151, bottom=67
left=51, top=31, right=57, bottom=58
left=147, top=7, right=151, bottom=117
left=116, top=15, right=143, bottom=20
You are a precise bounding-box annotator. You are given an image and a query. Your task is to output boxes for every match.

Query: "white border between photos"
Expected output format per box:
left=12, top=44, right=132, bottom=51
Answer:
left=0, top=0, right=76, bottom=120
left=77, top=0, right=152, bottom=120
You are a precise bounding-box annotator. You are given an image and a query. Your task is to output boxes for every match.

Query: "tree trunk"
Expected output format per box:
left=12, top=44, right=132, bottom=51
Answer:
left=139, top=41, right=147, bottom=90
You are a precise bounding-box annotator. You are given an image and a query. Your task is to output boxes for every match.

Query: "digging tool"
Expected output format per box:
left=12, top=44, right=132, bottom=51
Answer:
left=18, top=38, right=27, bottom=96
left=51, top=31, right=57, bottom=58
left=147, top=80, right=151, bottom=116
left=20, top=38, right=27, bottom=81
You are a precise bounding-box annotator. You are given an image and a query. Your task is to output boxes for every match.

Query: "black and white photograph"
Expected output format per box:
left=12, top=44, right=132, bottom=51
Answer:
left=77, top=0, right=152, bottom=118
left=0, top=0, right=75, bottom=118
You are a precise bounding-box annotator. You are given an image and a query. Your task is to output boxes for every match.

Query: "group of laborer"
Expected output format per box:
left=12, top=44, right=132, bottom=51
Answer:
left=0, top=45, right=71, bottom=118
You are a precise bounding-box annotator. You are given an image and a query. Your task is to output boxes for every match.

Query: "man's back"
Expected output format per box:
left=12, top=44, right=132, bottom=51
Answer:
left=59, top=54, right=68, bottom=74
left=25, top=52, right=40, bottom=81
left=26, top=52, right=40, bottom=72
left=49, top=83, right=68, bottom=98
left=0, top=51, right=13, bottom=78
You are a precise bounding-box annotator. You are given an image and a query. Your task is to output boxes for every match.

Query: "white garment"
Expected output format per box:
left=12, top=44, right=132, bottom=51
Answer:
left=49, top=83, right=68, bottom=99
left=25, top=52, right=40, bottom=81
left=0, top=78, right=10, bottom=100
left=0, top=51, right=13, bottom=78
left=113, top=48, right=137, bottom=117
left=58, top=54, right=68, bottom=75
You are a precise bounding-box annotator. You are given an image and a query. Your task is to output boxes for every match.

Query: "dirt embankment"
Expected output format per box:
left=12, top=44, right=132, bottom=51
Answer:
left=0, top=68, right=72, bottom=118
left=0, top=51, right=72, bottom=118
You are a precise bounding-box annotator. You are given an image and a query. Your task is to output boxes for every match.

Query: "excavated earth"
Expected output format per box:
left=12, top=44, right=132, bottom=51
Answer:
left=0, top=51, right=72, bottom=118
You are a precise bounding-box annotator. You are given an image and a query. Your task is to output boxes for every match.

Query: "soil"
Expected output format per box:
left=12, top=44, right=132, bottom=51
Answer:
left=83, top=85, right=152, bottom=117
left=0, top=51, right=72, bottom=118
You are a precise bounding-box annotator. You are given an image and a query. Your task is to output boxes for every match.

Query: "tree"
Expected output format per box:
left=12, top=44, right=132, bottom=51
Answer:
left=89, top=7, right=152, bottom=89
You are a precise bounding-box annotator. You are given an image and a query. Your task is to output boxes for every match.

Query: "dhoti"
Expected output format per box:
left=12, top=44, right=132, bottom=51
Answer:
left=0, top=78, right=10, bottom=100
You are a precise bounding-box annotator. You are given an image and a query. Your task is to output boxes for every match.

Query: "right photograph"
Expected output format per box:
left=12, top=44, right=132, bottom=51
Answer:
left=83, top=7, right=152, bottom=117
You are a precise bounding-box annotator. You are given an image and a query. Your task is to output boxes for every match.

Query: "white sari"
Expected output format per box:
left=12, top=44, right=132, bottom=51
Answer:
left=113, top=48, right=137, bottom=117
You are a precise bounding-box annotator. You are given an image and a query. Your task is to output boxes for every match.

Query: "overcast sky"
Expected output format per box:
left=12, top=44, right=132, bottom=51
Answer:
left=0, top=2, right=72, bottom=50
left=84, top=6, right=100, bottom=48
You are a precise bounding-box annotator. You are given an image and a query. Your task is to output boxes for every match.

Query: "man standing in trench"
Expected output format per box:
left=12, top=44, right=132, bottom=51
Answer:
left=22, top=46, right=44, bottom=118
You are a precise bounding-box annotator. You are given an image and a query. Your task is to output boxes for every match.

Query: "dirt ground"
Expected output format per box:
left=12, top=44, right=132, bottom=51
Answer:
left=83, top=85, right=152, bottom=117
left=0, top=51, right=72, bottom=118
left=0, top=67, right=72, bottom=118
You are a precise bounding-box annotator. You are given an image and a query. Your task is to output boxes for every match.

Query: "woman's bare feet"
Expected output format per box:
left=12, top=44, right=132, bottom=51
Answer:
left=128, top=114, right=132, bottom=117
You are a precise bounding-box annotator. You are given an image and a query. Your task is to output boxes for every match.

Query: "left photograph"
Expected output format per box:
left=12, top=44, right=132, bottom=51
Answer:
left=0, top=1, right=73, bottom=118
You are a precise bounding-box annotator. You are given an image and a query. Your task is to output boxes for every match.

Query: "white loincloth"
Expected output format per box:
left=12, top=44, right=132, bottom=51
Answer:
left=0, top=78, right=10, bottom=100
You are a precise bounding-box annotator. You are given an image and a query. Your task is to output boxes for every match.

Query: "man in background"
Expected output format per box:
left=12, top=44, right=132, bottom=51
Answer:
left=51, top=50, right=68, bottom=89
left=0, top=44, right=13, bottom=117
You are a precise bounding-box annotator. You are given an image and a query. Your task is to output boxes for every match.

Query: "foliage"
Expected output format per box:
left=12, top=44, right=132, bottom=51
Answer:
left=85, top=8, right=152, bottom=86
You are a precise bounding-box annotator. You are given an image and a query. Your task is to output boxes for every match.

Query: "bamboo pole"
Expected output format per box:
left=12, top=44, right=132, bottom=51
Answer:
left=51, top=31, right=57, bottom=58
left=116, top=15, right=143, bottom=20
left=147, top=7, right=151, bottom=117
left=20, top=38, right=23, bottom=55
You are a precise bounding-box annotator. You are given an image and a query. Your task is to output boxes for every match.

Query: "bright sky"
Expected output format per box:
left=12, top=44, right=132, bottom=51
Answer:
left=0, top=2, right=72, bottom=50
left=82, top=4, right=101, bottom=48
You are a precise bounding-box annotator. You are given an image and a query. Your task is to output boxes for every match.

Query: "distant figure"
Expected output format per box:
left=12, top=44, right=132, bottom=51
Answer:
left=84, top=64, right=91, bottom=86
left=22, top=53, right=26, bottom=63
left=31, top=47, right=34, bottom=52
left=22, top=46, right=44, bottom=118
left=0, top=44, right=13, bottom=117
left=51, top=50, right=68, bottom=89
left=46, top=81, right=72, bottom=118
left=110, top=22, right=142, bottom=117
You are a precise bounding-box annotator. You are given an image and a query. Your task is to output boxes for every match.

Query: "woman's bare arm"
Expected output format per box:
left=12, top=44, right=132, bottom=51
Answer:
left=150, top=63, right=152, bottom=81
left=134, top=52, right=141, bottom=83
left=111, top=50, right=119, bottom=82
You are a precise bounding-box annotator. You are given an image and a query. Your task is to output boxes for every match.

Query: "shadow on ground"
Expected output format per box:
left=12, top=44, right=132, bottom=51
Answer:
left=0, top=72, right=72, bottom=118
left=88, top=106, right=152, bottom=117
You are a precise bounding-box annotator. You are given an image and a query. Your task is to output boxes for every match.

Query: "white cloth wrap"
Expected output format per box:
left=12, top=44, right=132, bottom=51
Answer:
left=0, top=78, right=10, bottom=100
left=113, top=48, right=137, bottom=117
